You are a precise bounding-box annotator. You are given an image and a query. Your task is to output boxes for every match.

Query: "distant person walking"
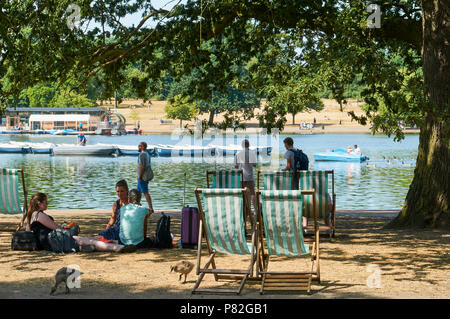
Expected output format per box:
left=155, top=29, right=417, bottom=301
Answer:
left=137, top=142, right=154, bottom=237
left=234, top=139, right=257, bottom=210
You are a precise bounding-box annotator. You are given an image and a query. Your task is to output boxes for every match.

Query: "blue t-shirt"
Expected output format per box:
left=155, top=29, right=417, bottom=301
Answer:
left=119, top=204, right=148, bottom=246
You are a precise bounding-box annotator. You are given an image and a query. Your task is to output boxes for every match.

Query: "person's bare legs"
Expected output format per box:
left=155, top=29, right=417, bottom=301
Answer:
left=143, top=192, right=153, bottom=237
left=73, top=236, right=124, bottom=252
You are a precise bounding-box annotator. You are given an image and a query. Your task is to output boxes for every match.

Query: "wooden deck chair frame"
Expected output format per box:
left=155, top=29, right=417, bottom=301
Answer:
left=0, top=169, right=28, bottom=231
left=206, top=169, right=244, bottom=189
left=299, top=170, right=336, bottom=238
left=192, top=187, right=264, bottom=295
left=255, top=189, right=320, bottom=295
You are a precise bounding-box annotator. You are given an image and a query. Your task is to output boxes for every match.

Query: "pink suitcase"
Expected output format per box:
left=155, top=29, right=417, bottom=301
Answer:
left=181, top=206, right=199, bottom=248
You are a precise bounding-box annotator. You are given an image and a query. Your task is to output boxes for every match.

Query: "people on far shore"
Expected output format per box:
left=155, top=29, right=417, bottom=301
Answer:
left=234, top=139, right=257, bottom=211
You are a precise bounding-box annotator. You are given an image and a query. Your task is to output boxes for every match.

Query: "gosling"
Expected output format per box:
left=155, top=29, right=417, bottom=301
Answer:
left=170, top=260, right=194, bottom=284
left=50, top=267, right=82, bottom=295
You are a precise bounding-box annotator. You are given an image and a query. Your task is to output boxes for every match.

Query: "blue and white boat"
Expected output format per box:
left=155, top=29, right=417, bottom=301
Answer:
left=0, top=143, right=30, bottom=153
left=29, top=142, right=54, bottom=154
left=156, top=144, right=215, bottom=157
left=314, top=148, right=369, bottom=162
left=116, top=145, right=157, bottom=157
left=49, top=129, right=79, bottom=135
left=213, top=144, right=272, bottom=157
left=9, top=142, right=53, bottom=154
left=52, top=143, right=117, bottom=156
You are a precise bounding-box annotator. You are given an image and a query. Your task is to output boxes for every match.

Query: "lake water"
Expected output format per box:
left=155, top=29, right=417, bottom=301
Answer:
left=0, top=133, right=419, bottom=211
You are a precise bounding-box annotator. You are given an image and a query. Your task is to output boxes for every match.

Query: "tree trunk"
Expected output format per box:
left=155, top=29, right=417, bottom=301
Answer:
left=208, top=109, right=215, bottom=126
left=389, top=0, right=450, bottom=229
left=292, top=113, right=295, bottom=125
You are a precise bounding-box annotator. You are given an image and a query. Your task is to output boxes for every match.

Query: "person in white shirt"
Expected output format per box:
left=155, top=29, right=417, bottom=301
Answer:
left=234, top=139, right=257, bottom=211
left=354, top=144, right=361, bottom=154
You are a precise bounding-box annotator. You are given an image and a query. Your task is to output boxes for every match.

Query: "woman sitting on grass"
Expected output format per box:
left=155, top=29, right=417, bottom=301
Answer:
left=26, top=192, right=135, bottom=253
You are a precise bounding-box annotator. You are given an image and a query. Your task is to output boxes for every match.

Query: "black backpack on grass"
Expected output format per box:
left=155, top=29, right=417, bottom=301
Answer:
left=154, top=213, right=173, bottom=249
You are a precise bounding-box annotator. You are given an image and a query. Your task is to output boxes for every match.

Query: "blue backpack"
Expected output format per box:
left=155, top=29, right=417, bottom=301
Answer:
left=289, top=148, right=309, bottom=171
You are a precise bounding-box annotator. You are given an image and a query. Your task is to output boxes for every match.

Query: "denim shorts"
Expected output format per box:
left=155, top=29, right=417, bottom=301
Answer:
left=137, top=179, right=149, bottom=193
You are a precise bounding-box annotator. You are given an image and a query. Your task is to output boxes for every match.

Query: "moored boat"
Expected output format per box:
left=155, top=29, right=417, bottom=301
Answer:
left=116, top=144, right=157, bottom=157
left=156, top=144, right=215, bottom=157
left=9, top=141, right=53, bottom=154
left=213, top=144, right=272, bottom=157
left=314, top=148, right=369, bottom=162
left=52, top=143, right=117, bottom=156
left=0, top=143, right=30, bottom=153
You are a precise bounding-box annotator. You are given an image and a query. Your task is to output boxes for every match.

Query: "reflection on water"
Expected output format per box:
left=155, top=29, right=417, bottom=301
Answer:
left=0, top=133, right=419, bottom=210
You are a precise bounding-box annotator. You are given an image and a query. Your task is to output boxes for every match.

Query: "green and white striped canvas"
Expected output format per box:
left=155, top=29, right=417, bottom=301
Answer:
left=0, top=169, right=23, bottom=215
left=200, top=188, right=251, bottom=255
left=211, top=170, right=242, bottom=188
left=260, top=190, right=309, bottom=256
left=261, top=171, right=298, bottom=190
left=299, top=171, right=330, bottom=219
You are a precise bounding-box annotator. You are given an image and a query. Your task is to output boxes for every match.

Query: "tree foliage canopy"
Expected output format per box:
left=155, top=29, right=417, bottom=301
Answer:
left=0, top=0, right=449, bottom=227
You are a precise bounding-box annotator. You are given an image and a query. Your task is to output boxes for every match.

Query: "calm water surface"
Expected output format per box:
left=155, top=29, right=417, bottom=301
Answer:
left=0, top=133, right=419, bottom=210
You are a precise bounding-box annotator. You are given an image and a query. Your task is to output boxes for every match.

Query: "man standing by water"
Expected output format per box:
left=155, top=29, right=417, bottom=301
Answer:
left=137, top=141, right=154, bottom=237
left=234, top=139, right=257, bottom=210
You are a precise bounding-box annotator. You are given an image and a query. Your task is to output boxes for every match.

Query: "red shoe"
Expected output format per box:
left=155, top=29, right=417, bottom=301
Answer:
left=98, top=236, right=113, bottom=243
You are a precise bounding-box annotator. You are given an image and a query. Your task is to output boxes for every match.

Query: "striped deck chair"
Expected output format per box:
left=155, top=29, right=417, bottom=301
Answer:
left=299, top=170, right=336, bottom=238
left=192, top=188, right=262, bottom=295
left=256, top=189, right=320, bottom=294
left=257, top=170, right=299, bottom=190
left=0, top=169, right=28, bottom=231
left=206, top=169, right=243, bottom=188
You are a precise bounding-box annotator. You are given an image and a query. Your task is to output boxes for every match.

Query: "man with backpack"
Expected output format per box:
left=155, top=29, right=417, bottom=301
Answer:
left=282, top=137, right=309, bottom=174
left=282, top=137, right=310, bottom=228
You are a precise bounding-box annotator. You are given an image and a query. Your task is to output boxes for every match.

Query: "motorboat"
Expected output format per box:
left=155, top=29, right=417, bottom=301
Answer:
left=314, top=148, right=369, bottom=162
left=29, top=142, right=55, bottom=154
left=52, top=143, right=117, bottom=156
left=155, top=144, right=215, bottom=157
left=0, top=143, right=31, bottom=153
left=116, top=144, right=157, bottom=157
left=213, top=144, right=272, bottom=157
left=8, top=141, right=53, bottom=154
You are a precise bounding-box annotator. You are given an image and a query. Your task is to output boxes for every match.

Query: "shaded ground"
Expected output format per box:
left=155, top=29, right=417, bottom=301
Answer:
left=0, top=211, right=448, bottom=299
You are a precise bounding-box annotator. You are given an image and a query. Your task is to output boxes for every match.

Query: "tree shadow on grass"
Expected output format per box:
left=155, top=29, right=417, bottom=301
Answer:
left=0, top=277, right=383, bottom=299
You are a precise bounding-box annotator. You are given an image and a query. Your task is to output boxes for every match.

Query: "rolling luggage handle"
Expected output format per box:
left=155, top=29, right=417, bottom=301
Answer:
left=183, top=172, right=193, bottom=243
left=183, top=172, right=186, bottom=207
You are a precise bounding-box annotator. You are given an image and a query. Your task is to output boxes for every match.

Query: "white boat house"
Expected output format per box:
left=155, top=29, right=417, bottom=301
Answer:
left=29, top=114, right=92, bottom=130
left=2, top=107, right=106, bottom=131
